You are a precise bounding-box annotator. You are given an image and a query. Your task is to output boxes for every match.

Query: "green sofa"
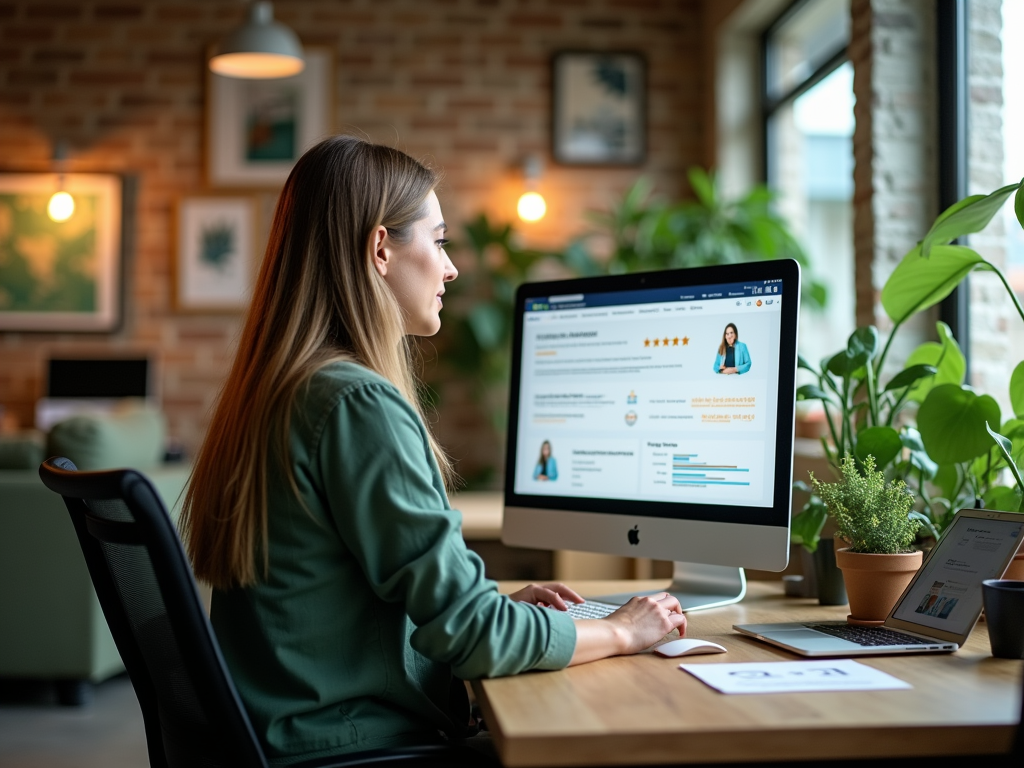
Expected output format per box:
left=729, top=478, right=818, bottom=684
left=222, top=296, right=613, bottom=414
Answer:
left=0, top=407, right=190, bottom=704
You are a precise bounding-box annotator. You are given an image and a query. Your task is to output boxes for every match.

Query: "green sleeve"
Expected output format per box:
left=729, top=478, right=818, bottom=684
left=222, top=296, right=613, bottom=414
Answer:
left=314, top=380, right=576, bottom=679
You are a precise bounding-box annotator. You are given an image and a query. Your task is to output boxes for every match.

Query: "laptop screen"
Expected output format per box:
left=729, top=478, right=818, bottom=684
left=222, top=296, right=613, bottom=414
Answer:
left=891, top=514, right=1024, bottom=636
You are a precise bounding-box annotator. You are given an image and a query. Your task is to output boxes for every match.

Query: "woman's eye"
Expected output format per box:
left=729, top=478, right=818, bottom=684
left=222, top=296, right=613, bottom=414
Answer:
left=436, top=238, right=449, bottom=249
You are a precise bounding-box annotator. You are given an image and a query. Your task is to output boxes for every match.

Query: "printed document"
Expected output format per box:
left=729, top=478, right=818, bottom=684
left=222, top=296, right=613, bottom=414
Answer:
left=680, top=659, right=912, bottom=694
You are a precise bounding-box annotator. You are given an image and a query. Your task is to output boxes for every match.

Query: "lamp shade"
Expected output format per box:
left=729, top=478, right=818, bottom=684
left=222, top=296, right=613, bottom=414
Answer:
left=209, top=1, right=305, bottom=79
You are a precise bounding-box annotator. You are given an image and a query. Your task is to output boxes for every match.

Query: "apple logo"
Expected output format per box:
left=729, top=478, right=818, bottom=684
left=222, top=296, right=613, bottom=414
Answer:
left=627, top=525, right=640, bottom=546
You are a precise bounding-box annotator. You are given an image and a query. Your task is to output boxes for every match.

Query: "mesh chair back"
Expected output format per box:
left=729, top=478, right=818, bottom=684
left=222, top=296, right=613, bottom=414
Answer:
left=39, top=457, right=266, bottom=768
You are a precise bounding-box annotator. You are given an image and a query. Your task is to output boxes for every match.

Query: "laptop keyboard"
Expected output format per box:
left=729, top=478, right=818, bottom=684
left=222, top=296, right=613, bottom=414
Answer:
left=805, top=624, right=932, bottom=647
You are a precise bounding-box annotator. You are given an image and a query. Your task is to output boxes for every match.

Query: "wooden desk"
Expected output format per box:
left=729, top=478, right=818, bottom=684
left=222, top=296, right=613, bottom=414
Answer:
left=473, top=580, right=1022, bottom=766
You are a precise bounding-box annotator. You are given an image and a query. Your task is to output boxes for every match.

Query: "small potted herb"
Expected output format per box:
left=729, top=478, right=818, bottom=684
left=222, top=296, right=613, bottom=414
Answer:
left=811, top=454, right=922, bottom=625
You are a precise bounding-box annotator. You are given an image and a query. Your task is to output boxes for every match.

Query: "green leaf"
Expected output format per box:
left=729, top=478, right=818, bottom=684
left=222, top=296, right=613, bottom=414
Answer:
left=687, top=167, right=716, bottom=209
left=921, top=182, right=1019, bottom=256
left=797, top=384, right=833, bottom=402
left=797, top=355, right=817, bottom=373
left=882, top=363, right=938, bottom=393
left=849, top=325, right=879, bottom=358
left=1016, top=182, right=1024, bottom=231
left=826, top=326, right=877, bottom=378
left=901, top=428, right=938, bottom=479
left=881, top=245, right=991, bottom=325
left=932, top=463, right=960, bottom=501
left=986, top=422, right=1024, bottom=507
left=467, top=303, right=505, bottom=349
left=903, top=322, right=966, bottom=404
left=854, top=426, right=903, bottom=469
left=790, top=498, right=828, bottom=553
left=918, top=385, right=1001, bottom=465
left=1011, top=361, right=1024, bottom=419
left=983, top=485, right=1023, bottom=512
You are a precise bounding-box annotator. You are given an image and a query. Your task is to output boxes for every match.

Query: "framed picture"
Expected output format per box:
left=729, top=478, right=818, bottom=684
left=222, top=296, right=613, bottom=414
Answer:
left=205, top=47, right=333, bottom=188
left=173, top=195, right=259, bottom=312
left=552, top=51, right=646, bottom=166
left=0, top=173, right=123, bottom=332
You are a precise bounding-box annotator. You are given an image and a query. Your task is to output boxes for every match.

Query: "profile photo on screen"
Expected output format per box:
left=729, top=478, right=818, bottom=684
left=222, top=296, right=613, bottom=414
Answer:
left=713, top=322, right=751, bottom=375
left=533, top=440, right=558, bottom=481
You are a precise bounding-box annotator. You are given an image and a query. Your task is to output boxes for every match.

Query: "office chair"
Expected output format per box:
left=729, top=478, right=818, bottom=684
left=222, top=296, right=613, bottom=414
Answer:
left=38, top=457, right=486, bottom=768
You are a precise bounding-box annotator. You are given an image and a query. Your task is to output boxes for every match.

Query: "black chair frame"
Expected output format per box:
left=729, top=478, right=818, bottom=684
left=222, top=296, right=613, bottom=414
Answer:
left=39, top=457, right=484, bottom=768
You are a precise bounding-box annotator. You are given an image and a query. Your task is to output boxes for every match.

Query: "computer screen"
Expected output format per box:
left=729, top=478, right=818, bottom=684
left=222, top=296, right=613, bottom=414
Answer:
left=502, top=260, right=800, bottom=609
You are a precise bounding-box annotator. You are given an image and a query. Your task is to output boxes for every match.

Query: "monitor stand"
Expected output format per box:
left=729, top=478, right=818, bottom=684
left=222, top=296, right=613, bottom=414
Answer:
left=592, top=562, right=747, bottom=612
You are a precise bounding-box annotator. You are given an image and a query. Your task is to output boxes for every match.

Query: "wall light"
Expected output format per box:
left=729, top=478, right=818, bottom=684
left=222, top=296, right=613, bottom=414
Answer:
left=209, top=1, right=305, bottom=79
left=47, top=141, right=74, bottom=223
left=517, top=155, right=547, bottom=223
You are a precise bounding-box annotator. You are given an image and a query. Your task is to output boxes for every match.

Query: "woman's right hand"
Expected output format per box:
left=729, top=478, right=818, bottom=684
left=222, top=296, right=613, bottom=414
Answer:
left=605, top=593, right=687, bottom=655
left=568, top=593, right=687, bottom=665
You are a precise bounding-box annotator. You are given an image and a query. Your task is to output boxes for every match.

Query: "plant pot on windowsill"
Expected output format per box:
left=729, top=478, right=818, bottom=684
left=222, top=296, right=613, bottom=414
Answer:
left=835, top=548, right=923, bottom=625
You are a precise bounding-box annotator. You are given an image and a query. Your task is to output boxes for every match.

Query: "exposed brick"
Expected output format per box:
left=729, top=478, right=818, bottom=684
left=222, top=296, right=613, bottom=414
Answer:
left=69, top=70, right=146, bottom=86
left=7, top=69, right=59, bottom=85
left=25, top=3, right=81, bottom=19
left=94, top=4, right=145, bottom=20
left=507, top=12, right=562, bottom=27
left=32, top=48, right=86, bottom=63
left=2, top=25, right=55, bottom=41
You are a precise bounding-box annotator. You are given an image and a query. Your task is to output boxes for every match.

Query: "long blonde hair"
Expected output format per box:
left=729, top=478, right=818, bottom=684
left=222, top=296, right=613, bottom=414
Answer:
left=180, top=135, right=454, bottom=589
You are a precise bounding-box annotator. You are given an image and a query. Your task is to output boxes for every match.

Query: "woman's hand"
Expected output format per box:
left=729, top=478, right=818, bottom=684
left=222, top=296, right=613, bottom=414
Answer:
left=568, top=593, right=686, bottom=665
left=604, top=593, right=687, bottom=655
left=508, top=582, right=584, bottom=610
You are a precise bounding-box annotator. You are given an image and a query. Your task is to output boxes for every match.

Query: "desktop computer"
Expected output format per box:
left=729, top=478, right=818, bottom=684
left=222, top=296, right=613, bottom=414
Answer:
left=501, top=260, right=801, bottom=611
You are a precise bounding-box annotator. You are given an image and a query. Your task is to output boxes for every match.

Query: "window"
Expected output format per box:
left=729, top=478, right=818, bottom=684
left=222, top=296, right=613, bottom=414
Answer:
left=963, top=0, right=1024, bottom=415
left=763, top=0, right=855, bottom=378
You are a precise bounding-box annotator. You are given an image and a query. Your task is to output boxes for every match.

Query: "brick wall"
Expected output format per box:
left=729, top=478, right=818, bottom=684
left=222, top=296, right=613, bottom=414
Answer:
left=966, top=0, right=1013, bottom=414
left=0, top=0, right=705, bottom=478
left=850, top=0, right=936, bottom=367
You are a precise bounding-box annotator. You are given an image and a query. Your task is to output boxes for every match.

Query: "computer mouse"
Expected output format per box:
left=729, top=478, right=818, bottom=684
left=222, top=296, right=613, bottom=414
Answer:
left=653, top=638, right=727, bottom=657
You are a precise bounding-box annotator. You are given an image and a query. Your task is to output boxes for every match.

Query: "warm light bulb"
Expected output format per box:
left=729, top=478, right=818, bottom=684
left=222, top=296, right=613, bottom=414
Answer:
left=517, top=191, right=546, bottom=222
left=48, top=191, right=75, bottom=222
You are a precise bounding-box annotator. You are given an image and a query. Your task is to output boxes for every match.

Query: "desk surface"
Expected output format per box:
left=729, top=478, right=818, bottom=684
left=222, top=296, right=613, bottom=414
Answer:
left=472, top=580, right=1022, bottom=766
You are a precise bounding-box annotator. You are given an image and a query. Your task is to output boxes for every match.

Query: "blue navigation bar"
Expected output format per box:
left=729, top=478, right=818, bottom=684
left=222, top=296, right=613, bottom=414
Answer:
left=525, top=279, right=785, bottom=312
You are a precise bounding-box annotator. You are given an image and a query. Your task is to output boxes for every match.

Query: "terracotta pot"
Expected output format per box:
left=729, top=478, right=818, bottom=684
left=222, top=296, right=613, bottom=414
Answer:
left=1004, top=552, right=1024, bottom=581
left=834, top=548, right=923, bottom=625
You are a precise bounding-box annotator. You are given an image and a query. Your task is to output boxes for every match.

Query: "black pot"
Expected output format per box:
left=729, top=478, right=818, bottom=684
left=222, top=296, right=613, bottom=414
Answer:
left=813, top=537, right=848, bottom=606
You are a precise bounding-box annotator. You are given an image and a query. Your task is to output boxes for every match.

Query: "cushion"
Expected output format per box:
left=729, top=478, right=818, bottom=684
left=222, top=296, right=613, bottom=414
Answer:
left=47, top=405, right=166, bottom=471
left=0, top=432, right=45, bottom=470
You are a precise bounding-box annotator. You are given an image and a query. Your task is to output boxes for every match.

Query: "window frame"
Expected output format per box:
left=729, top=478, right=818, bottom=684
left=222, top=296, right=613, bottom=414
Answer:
left=760, top=0, right=850, bottom=186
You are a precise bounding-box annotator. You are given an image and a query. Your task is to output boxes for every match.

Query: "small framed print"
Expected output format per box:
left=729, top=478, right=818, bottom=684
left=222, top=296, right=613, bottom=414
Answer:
left=173, top=195, right=259, bottom=312
left=205, top=47, right=333, bottom=188
left=552, top=51, right=646, bottom=166
left=0, top=173, right=124, bottom=332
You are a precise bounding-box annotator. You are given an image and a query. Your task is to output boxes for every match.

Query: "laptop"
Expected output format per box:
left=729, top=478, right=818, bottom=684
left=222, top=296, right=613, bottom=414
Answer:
left=734, top=508, right=1024, bottom=656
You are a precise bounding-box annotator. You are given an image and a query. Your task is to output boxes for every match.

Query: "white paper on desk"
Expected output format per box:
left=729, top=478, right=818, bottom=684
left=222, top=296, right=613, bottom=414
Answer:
left=679, top=659, right=912, bottom=695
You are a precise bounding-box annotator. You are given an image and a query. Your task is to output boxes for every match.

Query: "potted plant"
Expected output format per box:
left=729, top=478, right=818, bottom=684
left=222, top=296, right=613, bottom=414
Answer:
left=811, top=454, right=922, bottom=625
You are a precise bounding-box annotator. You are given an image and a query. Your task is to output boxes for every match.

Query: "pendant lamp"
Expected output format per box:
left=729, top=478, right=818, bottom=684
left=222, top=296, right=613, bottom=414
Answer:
left=209, top=1, right=305, bottom=79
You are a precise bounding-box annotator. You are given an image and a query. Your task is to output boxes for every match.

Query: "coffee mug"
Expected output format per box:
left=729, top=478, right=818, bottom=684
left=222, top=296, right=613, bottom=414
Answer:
left=981, top=580, right=1024, bottom=659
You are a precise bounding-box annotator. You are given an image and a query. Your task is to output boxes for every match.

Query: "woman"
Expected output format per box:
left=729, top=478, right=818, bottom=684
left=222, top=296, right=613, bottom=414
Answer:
left=532, top=440, right=558, bottom=481
left=180, top=136, right=685, bottom=765
left=712, top=322, right=751, bottom=375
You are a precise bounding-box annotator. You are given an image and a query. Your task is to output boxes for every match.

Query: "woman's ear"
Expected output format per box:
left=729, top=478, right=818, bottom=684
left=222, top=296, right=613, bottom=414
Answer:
left=370, top=225, right=389, bottom=277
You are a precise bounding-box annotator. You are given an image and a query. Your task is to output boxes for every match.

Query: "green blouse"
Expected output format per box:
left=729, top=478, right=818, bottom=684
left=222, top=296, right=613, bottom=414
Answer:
left=211, top=362, right=576, bottom=766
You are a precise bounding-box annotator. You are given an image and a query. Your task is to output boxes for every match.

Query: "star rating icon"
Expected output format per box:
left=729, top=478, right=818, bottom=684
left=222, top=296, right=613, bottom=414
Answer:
left=644, top=335, right=689, bottom=347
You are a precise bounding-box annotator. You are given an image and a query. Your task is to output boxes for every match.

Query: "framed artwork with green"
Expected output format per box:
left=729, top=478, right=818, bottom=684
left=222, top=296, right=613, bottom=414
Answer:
left=0, top=173, right=123, bottom=332
left=205, top=47, right=333, bottom=188
left=173, top=194, right=259, bottom=312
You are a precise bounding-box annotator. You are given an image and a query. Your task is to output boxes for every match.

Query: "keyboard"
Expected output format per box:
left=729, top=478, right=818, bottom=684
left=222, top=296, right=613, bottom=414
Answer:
left=805, top=623, right=932, bottom=647
left=563, top=600, right=621, bottom=620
